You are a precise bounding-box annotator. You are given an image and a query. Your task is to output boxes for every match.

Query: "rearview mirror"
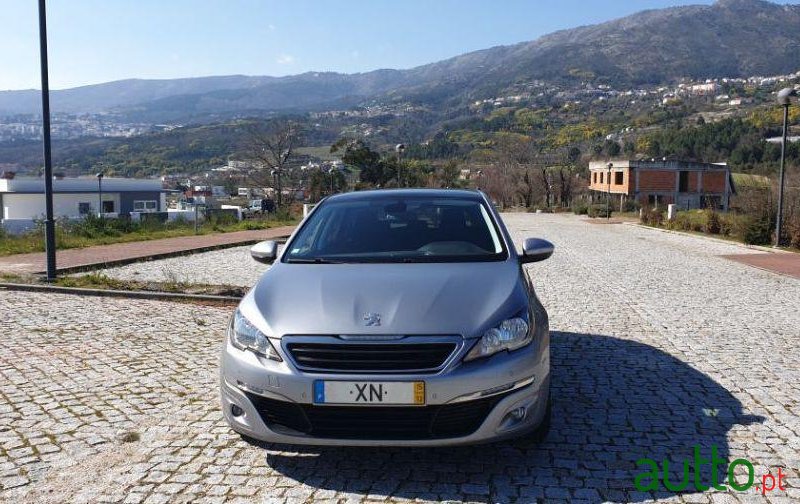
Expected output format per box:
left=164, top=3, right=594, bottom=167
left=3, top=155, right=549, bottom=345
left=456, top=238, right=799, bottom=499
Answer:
left=520, top=238, right=554, bottom=264
left=250, top=240, right=278, bottom=264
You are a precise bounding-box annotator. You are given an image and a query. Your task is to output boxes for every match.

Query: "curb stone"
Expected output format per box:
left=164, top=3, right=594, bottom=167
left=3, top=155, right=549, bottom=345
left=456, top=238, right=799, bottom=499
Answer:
left=0, top=282, right=242, bottom=304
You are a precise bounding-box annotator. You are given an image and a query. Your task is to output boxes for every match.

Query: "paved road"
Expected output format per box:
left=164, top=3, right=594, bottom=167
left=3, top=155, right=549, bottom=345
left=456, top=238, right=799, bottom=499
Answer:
left=2, top=213, right=799, bottom=503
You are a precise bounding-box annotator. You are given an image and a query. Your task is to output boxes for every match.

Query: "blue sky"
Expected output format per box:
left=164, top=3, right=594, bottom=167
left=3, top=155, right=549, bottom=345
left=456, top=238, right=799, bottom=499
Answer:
left=1, top=0, right=796, bottom=91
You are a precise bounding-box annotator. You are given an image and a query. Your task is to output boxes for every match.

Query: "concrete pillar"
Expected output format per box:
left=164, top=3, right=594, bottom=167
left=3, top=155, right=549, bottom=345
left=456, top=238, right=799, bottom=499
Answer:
left=667, top=203, right=677, bottom=221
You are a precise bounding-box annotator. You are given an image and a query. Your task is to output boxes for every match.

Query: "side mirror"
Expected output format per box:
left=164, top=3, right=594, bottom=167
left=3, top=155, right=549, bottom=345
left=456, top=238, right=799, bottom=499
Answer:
left=250, top=240, right=278, bottom=264
left=520, top=238, right=554, bottom=264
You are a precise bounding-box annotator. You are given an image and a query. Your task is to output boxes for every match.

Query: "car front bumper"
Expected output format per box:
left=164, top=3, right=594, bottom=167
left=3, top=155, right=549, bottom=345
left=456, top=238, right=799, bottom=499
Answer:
left=220, top=329, right=550, bottom=447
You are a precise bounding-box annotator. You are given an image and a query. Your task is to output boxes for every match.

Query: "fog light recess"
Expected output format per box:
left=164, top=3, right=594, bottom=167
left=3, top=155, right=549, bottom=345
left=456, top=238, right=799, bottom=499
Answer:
left=230, top=404, right=244, bottom=417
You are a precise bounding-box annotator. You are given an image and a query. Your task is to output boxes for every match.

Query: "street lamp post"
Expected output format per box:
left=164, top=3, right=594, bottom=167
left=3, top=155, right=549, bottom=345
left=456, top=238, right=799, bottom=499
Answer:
left=96, top=172, right=104, bottom=217
left=606, top=162, right=613, bottom=220
left=38, top=0, right=57, bottom=280
left=775, top=87, right=797, bottom=248
left=395, top=143, right=405, bottom=187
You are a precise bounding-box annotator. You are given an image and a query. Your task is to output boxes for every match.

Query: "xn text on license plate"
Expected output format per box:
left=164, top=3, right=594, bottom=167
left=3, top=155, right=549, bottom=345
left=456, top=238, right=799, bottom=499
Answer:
left=313, top=380, right=425, bottom=405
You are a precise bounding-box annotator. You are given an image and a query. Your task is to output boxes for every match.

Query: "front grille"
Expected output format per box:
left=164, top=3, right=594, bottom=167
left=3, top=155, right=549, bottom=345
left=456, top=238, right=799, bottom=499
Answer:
left=285, top=342, right=457, bottom=373
left=244, top=392, right=510, bottom=440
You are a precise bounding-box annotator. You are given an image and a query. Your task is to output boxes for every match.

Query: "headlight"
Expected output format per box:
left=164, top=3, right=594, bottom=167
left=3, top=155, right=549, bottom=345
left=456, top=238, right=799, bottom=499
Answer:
left=464, top=316, right=531, bottom=361
left=229, top=309, right=282, bottom=361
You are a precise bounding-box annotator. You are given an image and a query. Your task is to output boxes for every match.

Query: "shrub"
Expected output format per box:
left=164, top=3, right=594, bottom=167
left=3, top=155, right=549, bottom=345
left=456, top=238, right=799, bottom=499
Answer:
left=640, top=207, right=665, bottom=227
left=667, top=210, right=707, bottom=232
left=788, top=215, right=800, bottom=250
left=622, top=199, right=641, bottom=213
left=704, top=210, right=721, bottom=235
left=735, top=215, right=773, bottom=245
left=588, top=204, right=612, bottom=218
left=718, top=214, right=736, bottom=236
left=572, top=202, right=589, bottom=215
left=207, top=212, right=238, bottom=230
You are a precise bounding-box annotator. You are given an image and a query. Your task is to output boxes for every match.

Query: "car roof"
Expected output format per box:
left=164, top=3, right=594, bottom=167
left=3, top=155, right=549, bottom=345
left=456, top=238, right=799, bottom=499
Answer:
left=326, top=188, right=485, bottom=203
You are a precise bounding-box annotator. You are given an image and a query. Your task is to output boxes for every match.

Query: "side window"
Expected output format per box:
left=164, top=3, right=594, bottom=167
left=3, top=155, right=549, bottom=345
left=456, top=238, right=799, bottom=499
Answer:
left=78, top=202, right=91, bottom=215
left=133, top=200, right=157, bottom=212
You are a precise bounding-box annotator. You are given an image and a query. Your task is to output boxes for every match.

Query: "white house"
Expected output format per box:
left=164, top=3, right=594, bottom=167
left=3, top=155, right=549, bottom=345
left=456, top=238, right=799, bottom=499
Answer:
left=0, top=176, right=169, bottom=234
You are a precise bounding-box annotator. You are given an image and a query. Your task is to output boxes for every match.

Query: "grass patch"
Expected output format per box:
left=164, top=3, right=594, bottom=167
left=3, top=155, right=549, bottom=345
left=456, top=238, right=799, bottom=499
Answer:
left=0, top=268, right=245, bottom=299
left=55, top=273, right=129, bottom=290
left=0, top=214, right=297, bottom=257
left=55, top=272, right=247, bottom=297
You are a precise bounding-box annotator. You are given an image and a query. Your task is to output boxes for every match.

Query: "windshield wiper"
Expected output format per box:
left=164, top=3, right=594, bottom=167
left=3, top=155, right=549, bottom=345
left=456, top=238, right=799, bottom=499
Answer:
left=285, top=257, right=343, bottom=264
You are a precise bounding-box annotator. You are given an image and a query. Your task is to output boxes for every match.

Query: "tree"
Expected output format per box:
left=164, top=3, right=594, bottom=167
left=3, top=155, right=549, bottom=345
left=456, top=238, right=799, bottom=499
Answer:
left=517, top=169, right=537, bottom=208
left=308, top=168, right=347, bottom=201
left=603, top=139, right=621, bottom=157
left=435, top=160, right=461, bottom=188
left=331, top=138, right=390, bottom=187
left=242, top=119, right=304, bottom=207
left=490, top=134, right=536, bottom=208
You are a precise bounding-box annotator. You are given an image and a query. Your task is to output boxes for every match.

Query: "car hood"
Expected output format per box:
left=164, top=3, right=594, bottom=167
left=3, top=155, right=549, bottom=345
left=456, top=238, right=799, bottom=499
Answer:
left=241, top=262, right=526, bottom=339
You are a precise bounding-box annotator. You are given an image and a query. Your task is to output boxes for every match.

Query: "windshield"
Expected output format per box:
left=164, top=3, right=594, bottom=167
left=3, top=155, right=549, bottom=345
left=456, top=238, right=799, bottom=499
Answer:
left=283, top=196, right=507, bottom=263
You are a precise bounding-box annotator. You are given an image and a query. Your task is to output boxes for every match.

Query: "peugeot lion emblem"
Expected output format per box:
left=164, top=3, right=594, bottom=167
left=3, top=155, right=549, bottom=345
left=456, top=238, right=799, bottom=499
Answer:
left=363, top=312, right=381, bottom=326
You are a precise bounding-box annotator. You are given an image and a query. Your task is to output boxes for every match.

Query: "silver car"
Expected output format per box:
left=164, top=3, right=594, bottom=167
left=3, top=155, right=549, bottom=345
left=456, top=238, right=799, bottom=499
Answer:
left=220, top=189, right=554, bottom=446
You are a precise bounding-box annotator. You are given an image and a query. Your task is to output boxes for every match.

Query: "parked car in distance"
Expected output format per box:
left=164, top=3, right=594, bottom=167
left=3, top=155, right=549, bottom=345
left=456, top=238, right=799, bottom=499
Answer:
left=220, top=189, right=554, bottom=446
left=241, top=198, right=274, bottom=217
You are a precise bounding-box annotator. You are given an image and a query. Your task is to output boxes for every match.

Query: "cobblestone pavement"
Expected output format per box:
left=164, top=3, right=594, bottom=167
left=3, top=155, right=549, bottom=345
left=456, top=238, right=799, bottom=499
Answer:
left=87, top=245, right=272, bottom=287
left=2, top=213, right=799, bottom=503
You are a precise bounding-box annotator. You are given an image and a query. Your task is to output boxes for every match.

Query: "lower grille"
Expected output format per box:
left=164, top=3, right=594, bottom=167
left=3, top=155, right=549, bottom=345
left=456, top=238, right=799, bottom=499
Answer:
left=285, top=341, right=457, bottom=373
left=245, top=391, right=510, bottom=440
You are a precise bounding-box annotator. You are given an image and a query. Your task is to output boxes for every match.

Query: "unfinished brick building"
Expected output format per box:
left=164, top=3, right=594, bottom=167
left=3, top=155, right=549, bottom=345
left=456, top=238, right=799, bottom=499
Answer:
left=588, top=159, right=733, bottom=210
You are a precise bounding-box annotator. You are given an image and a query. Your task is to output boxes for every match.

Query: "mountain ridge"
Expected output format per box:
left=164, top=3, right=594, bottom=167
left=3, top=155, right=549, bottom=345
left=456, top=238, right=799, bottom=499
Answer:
left=1, top=0, right=798, bottom=120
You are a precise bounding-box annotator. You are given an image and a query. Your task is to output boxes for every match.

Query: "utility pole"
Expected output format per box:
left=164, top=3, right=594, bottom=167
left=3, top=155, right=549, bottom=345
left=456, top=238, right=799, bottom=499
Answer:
left=96, top=172, right=104, bottom=216
left=38, top=0, right=57, bottom=280
left=606, top=162, right=613, bottom=220
left=395, top=144, right=405, bottom=188
left=775, top=88, right=797, bottom=248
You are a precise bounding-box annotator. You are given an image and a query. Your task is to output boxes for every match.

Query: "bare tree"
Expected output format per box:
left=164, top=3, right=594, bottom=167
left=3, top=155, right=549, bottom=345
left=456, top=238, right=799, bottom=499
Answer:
left=490, top=135, right=537, bottom=208
left=517, top=169, right=537, bottom=208
left=242, top=119, right=304, bottom=207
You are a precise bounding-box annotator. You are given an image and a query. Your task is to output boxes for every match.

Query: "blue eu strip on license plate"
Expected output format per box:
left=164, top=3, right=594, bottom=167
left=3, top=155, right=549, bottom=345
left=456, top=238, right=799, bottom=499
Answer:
left=313, top=380, right=325, bottom=403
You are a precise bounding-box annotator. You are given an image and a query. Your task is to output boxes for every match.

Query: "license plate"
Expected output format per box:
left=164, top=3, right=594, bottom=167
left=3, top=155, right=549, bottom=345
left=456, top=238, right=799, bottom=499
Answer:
left=313, top=380, right=425, bottom=405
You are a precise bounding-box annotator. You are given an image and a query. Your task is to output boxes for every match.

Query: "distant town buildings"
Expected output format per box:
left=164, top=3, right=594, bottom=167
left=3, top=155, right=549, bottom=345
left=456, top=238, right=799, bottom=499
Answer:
left=0, top=176, right=170, bottom=234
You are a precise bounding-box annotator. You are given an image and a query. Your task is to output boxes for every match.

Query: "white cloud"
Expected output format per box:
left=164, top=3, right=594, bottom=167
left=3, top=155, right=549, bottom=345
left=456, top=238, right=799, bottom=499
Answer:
left=276, top=54, right=295, bottom=65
